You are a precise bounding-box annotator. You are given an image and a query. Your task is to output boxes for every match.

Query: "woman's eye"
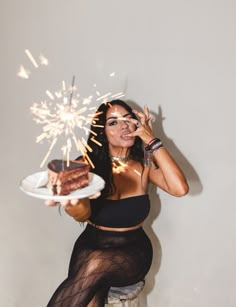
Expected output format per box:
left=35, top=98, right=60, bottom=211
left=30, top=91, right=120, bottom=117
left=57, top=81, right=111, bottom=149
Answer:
left=107, top=120, right=117, bottom=126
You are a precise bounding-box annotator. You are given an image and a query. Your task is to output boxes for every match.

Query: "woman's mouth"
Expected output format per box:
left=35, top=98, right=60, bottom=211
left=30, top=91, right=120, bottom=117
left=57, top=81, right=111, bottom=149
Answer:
left=121, top=133, right=133, bottom=140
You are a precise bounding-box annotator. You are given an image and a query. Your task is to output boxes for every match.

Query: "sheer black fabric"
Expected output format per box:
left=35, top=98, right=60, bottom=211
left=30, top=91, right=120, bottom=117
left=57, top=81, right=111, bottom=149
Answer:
left=47, top=224, right=153, bottom=307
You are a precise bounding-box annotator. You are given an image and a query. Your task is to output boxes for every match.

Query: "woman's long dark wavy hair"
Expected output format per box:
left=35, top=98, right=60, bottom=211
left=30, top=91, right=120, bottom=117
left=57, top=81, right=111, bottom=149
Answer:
left=85, top=100, right=144, bottom=199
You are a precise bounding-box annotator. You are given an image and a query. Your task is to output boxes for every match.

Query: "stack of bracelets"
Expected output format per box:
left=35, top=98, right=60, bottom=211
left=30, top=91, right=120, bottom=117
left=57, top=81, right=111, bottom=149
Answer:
left=145, top=137, right=163, bottom=153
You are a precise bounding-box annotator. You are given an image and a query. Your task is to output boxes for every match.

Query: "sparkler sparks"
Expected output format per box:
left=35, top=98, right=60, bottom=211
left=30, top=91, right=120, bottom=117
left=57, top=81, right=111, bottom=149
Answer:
left=17, top=65, right=30, bottom=79
left=17, top=51, right=125, bottom=167
left=112, top=160, right=128, bottom=174
left=17, top=49, right=49, bottom=79
left=112, top=160, right=141, bottom=176
left=25, top=49, right=39, bottom=68
left=31, top=77, right=124, bottom=168
left=31, top=79, right=94, bottom=167
left=39, top=54, right=49, bottom=66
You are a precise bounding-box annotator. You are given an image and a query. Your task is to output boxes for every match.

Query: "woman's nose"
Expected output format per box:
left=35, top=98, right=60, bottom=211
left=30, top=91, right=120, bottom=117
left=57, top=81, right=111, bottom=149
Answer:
left=120, top=120, right=129, bottom=128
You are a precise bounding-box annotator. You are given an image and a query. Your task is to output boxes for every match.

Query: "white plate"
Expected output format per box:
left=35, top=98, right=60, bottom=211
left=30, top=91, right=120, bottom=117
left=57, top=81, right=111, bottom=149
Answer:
left=20, top=171, right=105, bottom=201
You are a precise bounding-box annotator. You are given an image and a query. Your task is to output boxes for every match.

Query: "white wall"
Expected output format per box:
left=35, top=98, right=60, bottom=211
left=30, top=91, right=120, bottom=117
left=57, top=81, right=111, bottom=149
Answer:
left=1, top=0, right=236, bottom=306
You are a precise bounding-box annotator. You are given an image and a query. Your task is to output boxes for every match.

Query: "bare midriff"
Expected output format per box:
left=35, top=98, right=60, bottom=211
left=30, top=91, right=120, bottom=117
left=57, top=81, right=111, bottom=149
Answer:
left=87, top=220, right=143, bottom=232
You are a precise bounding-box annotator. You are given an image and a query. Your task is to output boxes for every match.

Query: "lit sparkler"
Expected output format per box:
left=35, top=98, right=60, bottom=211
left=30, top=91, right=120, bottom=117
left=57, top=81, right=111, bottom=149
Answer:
left=17, top=51, right=125, bottom=167
left=30, top=76, right=125, bottom=168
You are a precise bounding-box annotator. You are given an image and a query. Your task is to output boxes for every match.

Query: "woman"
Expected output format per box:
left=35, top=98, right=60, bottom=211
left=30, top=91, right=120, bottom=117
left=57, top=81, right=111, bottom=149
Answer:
left=46, top=100, right=189, bottom=306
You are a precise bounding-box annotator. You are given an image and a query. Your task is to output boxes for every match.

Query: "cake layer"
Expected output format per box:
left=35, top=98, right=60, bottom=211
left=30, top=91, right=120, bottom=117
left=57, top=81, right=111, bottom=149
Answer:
left=47, top=159, right=90, bottom=195
left=54, top=175, right=89, bottom=195
left=48, top=166, right=90, bottom=186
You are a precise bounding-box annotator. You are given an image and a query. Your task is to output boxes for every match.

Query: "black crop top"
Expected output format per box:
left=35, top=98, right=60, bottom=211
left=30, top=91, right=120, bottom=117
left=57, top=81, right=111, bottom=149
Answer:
left=89, top=194, right=150, bottom=228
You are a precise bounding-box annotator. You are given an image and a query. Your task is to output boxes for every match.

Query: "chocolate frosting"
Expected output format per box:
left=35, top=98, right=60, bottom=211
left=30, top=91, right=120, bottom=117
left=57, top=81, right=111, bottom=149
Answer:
left=48, top=159, right=87, bottom=172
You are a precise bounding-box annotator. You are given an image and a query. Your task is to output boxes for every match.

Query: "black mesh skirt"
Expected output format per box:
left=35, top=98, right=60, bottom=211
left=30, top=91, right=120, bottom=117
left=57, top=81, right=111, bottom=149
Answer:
left=47, top=224, right=153, bottom=307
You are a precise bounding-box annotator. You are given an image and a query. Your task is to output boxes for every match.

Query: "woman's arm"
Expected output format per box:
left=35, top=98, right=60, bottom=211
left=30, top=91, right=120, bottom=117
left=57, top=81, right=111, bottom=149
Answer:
left=45, top=198, right=91, bottom=222
left=148, top=147, right=189, bottom=197
left=64, top=198, right=91, bottom=222
left=127, top=106, right=189, bottom=197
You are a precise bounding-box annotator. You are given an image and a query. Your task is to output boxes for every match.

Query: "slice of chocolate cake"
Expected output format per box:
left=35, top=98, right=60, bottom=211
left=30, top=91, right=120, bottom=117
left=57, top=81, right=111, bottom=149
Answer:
left=47, top=159, right=90, bottom=195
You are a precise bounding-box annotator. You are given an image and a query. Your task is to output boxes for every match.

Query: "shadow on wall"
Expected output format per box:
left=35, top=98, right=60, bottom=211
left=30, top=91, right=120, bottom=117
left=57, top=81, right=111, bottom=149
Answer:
left=126, top=100, right=203, bottom=306
left=127, top=100, right=203, bottom=196
left=152, top=105, right=203, bottom=196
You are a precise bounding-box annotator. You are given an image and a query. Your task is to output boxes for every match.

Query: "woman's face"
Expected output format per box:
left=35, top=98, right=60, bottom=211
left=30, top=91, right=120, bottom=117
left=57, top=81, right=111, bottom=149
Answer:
left=105, top=104, right=136, bottom=153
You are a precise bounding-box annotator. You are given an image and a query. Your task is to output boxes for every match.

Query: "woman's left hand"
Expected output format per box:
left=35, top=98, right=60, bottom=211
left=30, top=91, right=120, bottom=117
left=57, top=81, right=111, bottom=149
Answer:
left=127, top=105, right=155, bottom=144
